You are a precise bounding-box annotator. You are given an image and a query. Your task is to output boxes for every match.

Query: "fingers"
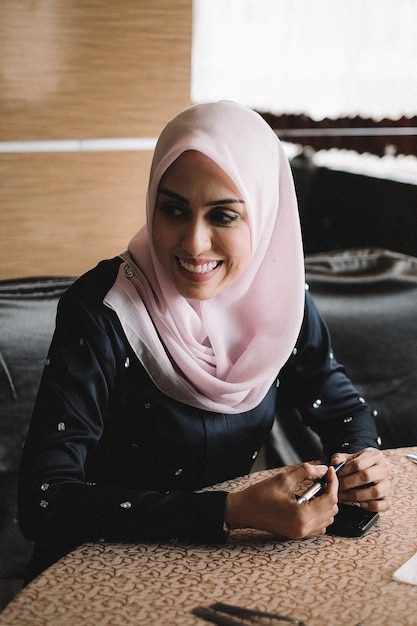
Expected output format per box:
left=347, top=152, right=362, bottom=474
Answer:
left=332, top=448, right=392, bottom=486
left=294, top=466, right=339, bottom=537
left=333, top=447, right=390, bottom=471
left=286, top=493, right=338, bottom=540
left=332, top=448, right=392, bottom=511
left=324, top=465, right=340, bottom=499
left=358, top=494, right=391, bottom=513
left=227, top=450, right=391, bottom=541
left=225, top=463, right=339, bottom=540
left=284, top=462, right=329, bottom=485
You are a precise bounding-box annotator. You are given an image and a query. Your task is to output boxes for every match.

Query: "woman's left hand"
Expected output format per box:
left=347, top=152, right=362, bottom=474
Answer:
left=331, top=448, right=392, bottom=512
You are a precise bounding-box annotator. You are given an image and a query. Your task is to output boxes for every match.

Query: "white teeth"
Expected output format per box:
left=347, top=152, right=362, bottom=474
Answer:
left=178, top=259, right=220, bottom=273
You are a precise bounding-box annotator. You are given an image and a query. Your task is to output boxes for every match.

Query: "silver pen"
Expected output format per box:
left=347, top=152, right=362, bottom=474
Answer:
left=297, top=461, right=345, bottom=504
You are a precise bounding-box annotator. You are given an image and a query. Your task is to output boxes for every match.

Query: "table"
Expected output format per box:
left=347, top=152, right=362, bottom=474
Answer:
left=1, top=447, right=417, bottom=626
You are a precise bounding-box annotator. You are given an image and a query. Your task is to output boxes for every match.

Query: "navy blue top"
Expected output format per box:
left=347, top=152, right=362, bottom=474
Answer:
left=18, top=257, right=380, bottom=580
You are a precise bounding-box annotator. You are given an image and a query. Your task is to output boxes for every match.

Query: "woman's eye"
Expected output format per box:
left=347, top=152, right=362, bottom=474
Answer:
left=210, top=209, right=239, bottom=225
left=159, top=204, right=186, bottom=218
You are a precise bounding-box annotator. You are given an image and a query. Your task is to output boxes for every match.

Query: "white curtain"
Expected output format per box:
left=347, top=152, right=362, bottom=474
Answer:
left=192, top=0, right=417, bottom=120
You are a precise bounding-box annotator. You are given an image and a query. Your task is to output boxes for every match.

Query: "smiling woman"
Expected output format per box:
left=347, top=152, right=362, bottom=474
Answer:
left=152, top=151, right=251, bottom=300
left=18, top=101, right=391, bottom=586
left=107, top=102, right=305, bottom=409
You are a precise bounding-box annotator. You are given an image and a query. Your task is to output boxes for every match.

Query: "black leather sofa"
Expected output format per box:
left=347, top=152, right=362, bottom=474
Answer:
left=0, top=277, right=74, bottom=611
left=268, top=247, right=417, bottom=464
left=1, top=248, right=417, bottom=611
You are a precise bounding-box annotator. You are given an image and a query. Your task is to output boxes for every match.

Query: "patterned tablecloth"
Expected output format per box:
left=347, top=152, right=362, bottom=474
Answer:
left=1, top=448, right=417, bottom=626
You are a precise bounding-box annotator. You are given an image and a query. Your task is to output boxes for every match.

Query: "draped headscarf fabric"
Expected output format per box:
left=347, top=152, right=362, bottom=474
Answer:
left=104, top=101, right=305, bottom=413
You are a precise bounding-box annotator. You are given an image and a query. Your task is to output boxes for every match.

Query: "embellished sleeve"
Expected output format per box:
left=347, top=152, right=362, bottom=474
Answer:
left=18, top=281, right=228, bottom=581
left=277, top=290, right=381, bottom=459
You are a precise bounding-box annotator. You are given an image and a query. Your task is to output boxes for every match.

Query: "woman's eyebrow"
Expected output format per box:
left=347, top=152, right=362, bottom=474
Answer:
left=158, top=188, right=245, bottom=206
left=205, top=198, right=245, bottom=207
left=158, top=188, right=189, bottom=204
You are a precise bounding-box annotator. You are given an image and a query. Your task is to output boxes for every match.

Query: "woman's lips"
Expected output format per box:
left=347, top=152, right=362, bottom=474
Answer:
left=177, top=258, right=221, bottom=273
left=176, top=257, right=222, bottom=281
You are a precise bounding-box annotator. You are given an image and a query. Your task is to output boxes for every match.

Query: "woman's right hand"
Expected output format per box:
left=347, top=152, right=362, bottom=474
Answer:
left=225, top=463, right=339, bottom=539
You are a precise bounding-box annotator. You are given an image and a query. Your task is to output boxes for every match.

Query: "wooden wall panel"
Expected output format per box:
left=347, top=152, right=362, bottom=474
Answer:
left=0, top=0, right=192, bottom=140
left=0, top=0, right=192, bottom=279
left=0, top=151, right=152, bottom=279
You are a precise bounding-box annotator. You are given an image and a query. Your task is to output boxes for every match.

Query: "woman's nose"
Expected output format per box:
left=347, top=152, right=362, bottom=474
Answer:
left=181, top=219, right=211, bottom=256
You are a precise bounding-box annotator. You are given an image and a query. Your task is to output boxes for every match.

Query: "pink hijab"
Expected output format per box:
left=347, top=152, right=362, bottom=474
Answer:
left=104, top=101, right=305, bottom=413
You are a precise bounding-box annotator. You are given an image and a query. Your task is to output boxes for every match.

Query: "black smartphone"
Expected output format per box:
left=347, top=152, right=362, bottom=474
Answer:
left=327, top=503, right=379, bottom=537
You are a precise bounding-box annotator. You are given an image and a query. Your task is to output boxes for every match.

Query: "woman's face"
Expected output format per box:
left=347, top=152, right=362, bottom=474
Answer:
left=152, top=151, right=252, bottom=300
